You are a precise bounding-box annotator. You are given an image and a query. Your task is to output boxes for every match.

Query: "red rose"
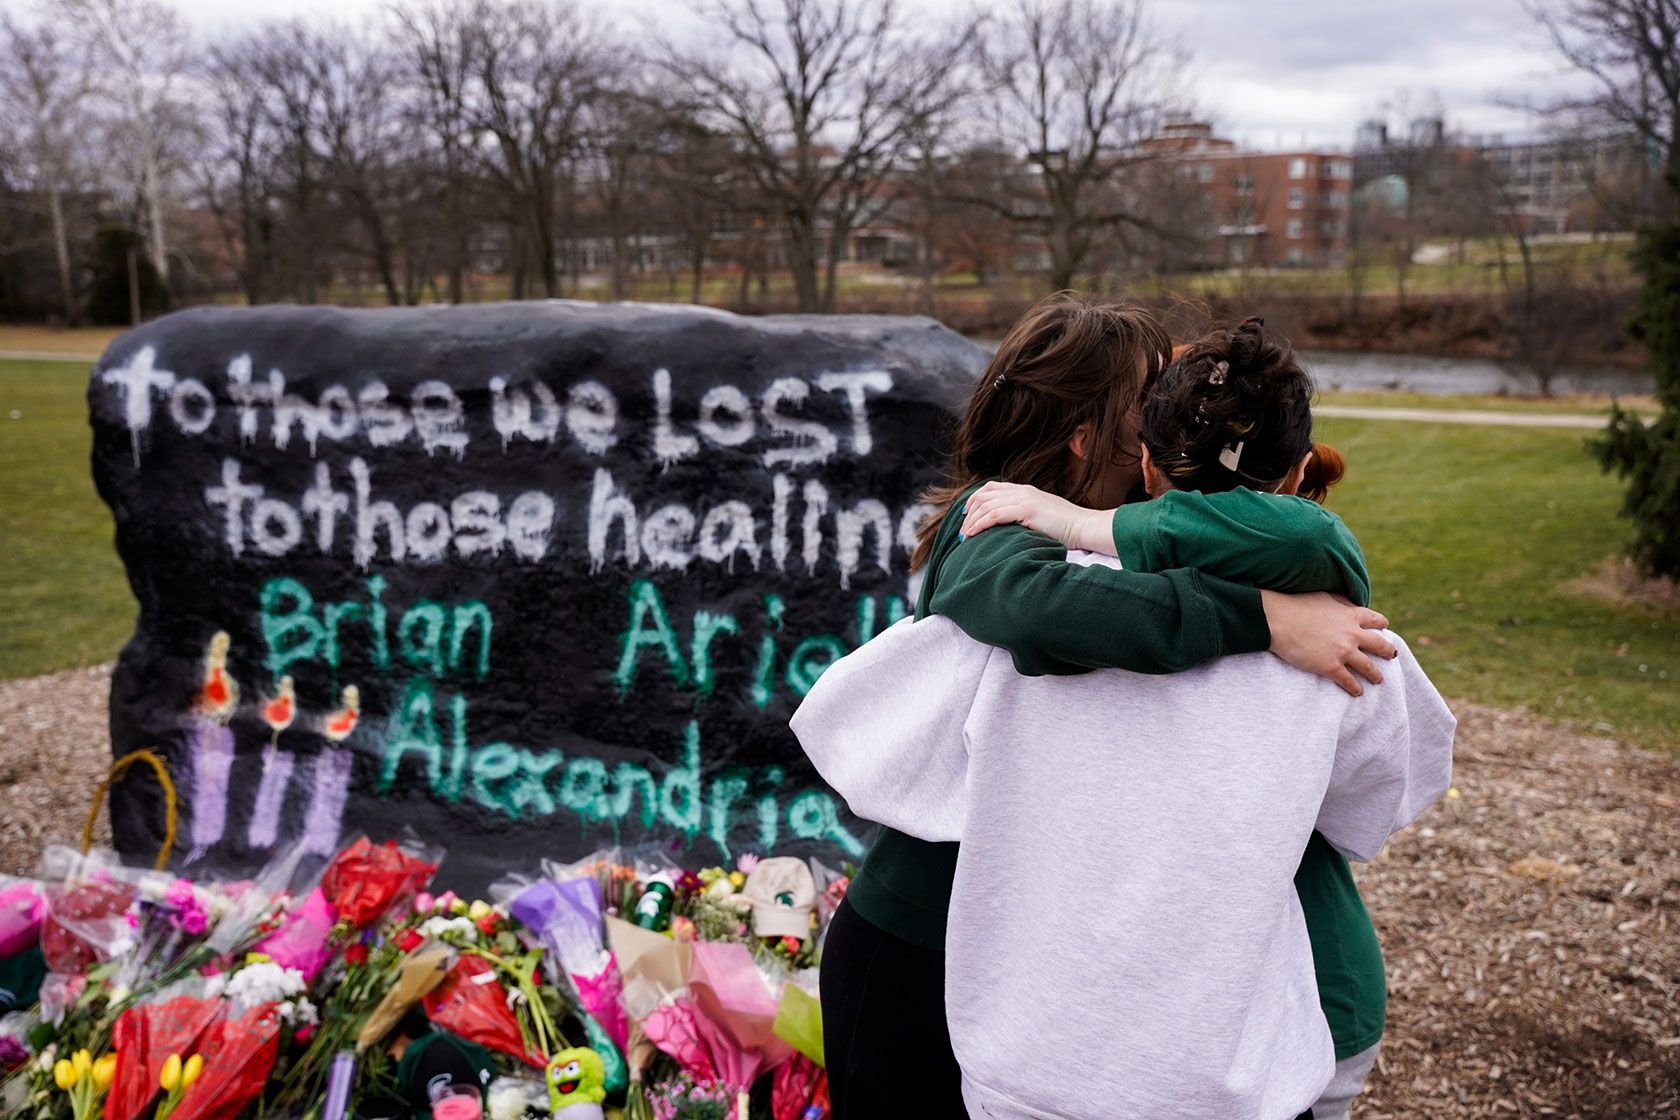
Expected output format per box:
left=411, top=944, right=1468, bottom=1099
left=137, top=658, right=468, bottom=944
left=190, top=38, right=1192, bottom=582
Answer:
left=475, top=914, right=498, bottom=936
left=344, top=942, right=369, bottom=967
left=399, top=929, right=424, bottom=953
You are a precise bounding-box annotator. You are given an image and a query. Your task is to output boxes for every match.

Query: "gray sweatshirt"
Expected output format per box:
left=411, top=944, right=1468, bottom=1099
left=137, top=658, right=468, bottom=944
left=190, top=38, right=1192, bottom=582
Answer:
left=792, top=572, right=1455, bottom=1120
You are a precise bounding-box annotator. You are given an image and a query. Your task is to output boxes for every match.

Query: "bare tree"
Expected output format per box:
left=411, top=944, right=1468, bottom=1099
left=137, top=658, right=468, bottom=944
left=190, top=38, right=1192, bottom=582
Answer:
left=1528, top=0, right=1680, bottom=217
left=0, top=11, right=94, bottom=322
left=309, top=27, right=414, bottom=305
left=202, top=37, right=279, bottom=304
left=655, top=111, right=740, bottom=304
left=468, top=0, right=599, bottom=299
left=389, top=0, right=482, bottom=303
left=665, top=0, right=974, bottom=312
left=63, top=0, right=195, bottom=285
left=967, top=0, right=1180, bottom=291
left=587, top=78, right=669, bottom=300
left=920, top=143, right=1022, bottom=286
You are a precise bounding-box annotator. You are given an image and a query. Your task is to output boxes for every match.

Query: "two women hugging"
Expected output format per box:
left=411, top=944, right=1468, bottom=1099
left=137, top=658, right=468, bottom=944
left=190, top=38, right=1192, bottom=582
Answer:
left=793, top=294, right=1456, bottom=1120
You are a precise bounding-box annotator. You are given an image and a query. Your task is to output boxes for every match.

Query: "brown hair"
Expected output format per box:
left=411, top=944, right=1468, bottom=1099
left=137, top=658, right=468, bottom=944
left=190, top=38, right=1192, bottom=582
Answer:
left=1140, top=316, right=1314, bottom=496
left=911, top=292, right=1171, bottom=570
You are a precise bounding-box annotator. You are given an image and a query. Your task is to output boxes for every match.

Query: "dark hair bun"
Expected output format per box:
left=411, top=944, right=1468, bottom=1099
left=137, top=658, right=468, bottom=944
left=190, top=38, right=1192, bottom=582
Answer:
left=1140, top=317, right=1316, bottom=495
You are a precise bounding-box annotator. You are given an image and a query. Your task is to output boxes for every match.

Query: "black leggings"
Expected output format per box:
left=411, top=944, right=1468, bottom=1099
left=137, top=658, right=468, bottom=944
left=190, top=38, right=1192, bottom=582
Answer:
left=820, top=898, right=1320, bottom=1119
left=820, top=897, right=968, bottom=1119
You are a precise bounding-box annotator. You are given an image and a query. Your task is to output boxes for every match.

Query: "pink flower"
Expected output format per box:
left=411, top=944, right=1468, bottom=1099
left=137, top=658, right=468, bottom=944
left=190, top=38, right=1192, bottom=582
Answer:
left=293, top=1024, right=317, bottom=1045
left=736, top=853, right=760, bottom=874
left=165, top=879, right=198, bottom=909
left=179, top=909, right=209, bottom=936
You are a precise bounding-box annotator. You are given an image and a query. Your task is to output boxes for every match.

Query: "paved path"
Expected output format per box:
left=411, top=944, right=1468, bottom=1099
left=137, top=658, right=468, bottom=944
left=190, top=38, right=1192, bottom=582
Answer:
left=0, top=349, right=102, bottom=363
left=1316, top=404, right=1613, bottom=429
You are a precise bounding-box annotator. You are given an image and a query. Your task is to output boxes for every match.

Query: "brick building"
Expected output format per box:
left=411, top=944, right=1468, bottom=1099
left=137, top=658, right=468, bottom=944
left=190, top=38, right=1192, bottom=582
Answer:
left=1142, top=120, right=1353, bottom=268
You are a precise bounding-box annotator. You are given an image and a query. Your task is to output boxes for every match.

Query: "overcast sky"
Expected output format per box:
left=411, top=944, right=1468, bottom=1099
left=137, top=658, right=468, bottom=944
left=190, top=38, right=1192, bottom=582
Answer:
left=164, top=0, right=1591, bottom=151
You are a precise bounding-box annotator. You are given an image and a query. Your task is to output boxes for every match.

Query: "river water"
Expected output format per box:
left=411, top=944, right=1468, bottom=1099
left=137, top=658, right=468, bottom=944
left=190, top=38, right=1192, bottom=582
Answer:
left=1299, top=350, right=1653, bottom=397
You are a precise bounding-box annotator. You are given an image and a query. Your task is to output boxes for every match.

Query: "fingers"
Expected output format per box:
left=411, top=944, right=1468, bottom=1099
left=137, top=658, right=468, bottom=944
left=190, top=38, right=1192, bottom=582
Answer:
left=1330, top=667, right=1364, bottom=697
left=960, top=507, right=1019, bottom=539
left=1358, top=607, right=1390, bottom=632
left=959, top=487, right=1035, bottom=539
left=1356, top=627, right=1397, bottom=660
left=1347, top=650, right=1384, bottom=686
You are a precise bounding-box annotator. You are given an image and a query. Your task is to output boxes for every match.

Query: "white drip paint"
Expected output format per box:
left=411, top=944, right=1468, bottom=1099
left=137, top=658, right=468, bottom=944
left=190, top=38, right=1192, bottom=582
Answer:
left=410, top=380, right=469, bottom=458
left=566, top=380, right=619, bottom=454
left=101, top=345, right=176, bottom=466
left=351, top=456, right=407, bottom=568
left=302, top=462, right=349, bottom=552
left=642, top=504, right=697, bottom=570
left=489, top=375, right=562, bottom=450
left=815, top=371, right=894, bottom=455
left=835, top=499, right=893, bottom=589
left=800, top=479, right=828, bottom=573
left=588, top=467, right=641, bottom=573
left=696, top=384, right=755, bottom=447
left=652, top=368, right=700, bottom=469
left=761, top=378, right=840, bottom=467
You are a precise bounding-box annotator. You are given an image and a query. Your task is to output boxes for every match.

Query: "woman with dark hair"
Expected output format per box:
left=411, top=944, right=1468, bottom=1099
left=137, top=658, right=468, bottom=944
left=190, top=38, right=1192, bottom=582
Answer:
left=950, top=316, right=1414, bottom=1118
left=798, top=314, right=1451, bottom=1119
left=813, top=297, right=1400, bottom=1118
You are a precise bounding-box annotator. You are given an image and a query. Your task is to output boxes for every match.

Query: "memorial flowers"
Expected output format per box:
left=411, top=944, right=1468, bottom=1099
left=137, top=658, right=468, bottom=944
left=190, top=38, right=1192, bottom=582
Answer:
left=0, top=836, right=845, bottom=1120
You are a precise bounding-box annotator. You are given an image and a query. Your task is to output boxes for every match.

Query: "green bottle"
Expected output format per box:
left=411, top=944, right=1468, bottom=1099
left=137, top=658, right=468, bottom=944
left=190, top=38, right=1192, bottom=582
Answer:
left=633, top=879, right=675, bottom=931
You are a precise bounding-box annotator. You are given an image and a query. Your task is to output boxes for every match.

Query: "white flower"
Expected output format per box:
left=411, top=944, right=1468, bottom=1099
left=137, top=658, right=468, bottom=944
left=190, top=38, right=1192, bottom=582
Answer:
left=278, top=996, right=319, bottom=1026
left=487, top=1082, right=533, bottom=1120
left=703, top=879, right=736, bottom=901
left=223, top=961, right=307, bottom=1007
left=418, top=915, right=478, bottom=941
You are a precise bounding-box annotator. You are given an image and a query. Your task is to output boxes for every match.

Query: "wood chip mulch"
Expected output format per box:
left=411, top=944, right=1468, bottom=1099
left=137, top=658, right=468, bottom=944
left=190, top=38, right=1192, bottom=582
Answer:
left=1, top=666, right=1676, bottom=1118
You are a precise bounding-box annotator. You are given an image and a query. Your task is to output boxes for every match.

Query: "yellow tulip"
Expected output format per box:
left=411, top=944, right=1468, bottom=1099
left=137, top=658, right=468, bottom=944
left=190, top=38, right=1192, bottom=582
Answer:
left=160, top=1052, right=182, bottom=1092
left=73, top=1049, right=92, bottom=1076
left=181, top=1053, right=203, bottom=1089
left=728, top=871, right=745, bottom=888
left=467, top=899, right=491, bottom=921
left=53, top=1059, right=77, bottom=1091
left=93, top=1053, right=118, bottom=1089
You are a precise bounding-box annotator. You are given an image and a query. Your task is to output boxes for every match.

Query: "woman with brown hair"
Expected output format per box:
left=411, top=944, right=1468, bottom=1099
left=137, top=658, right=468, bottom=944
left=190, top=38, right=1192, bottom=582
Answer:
left=815, top=295, right=1396, bottom=1117
left=952, top=317, right=1407, bottom=1118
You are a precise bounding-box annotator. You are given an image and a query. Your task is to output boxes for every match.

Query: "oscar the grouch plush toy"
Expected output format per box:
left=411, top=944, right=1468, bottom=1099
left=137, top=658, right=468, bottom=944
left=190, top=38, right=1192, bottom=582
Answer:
left=547, top=1047, right=607, bottom=1119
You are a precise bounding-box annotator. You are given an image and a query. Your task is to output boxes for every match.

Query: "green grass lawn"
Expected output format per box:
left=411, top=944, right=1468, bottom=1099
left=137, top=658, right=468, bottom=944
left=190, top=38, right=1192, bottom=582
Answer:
left=2, top=356, right=1676, bottom=748
left=1316, top=390, right=1660, bottom=416
left=0, top=359, right=136, bottom=678
left=1319, top=415, right=1678, bottom=749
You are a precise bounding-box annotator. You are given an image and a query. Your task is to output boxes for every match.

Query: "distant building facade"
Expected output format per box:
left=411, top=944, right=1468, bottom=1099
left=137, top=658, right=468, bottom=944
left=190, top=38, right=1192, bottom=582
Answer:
left=1142, top=120, right=1353, bottom=268
left=1352, top=116, right=1653, bottom=234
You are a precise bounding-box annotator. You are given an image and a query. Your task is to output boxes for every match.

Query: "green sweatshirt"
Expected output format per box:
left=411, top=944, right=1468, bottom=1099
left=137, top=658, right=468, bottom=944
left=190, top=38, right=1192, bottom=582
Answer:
left=842, top=481, right=1385, bottom=1059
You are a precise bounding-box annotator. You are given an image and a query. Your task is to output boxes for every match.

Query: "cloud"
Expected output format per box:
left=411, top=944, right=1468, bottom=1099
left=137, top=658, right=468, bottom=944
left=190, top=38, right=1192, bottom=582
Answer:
left=166, top=0, right=1602, bottom=150
left=1172, top=0, right=1599, bottom=147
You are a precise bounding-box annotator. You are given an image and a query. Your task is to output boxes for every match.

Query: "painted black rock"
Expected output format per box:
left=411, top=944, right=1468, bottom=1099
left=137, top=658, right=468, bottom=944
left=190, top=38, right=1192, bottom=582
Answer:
left=88, top=301, right=986, bottom=891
